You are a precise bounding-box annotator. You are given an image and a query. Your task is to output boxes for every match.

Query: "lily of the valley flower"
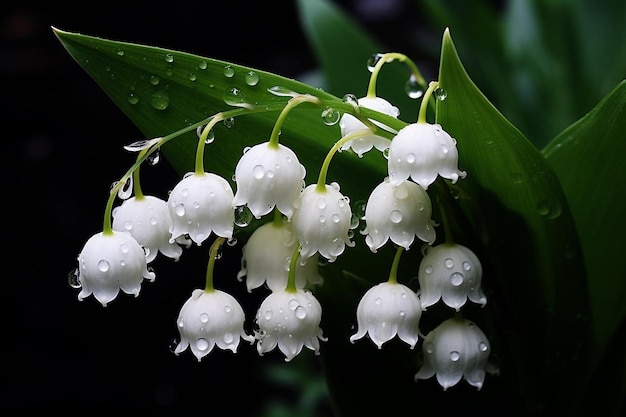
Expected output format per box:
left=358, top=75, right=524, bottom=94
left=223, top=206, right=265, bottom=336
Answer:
left=350, top=281, right=422, bottom=349
left=112, top=195, right=190, bottom=263
left=415, top=317, right=491, bottom=390
left=418, top=243, right=487, bottom=311
left=388, top=122, right=466, bottom=189
left=232, top=142, right=306, bottom=220
left=362, top=177, right=436, bottom=252
left=339, top=96, right=399, bottom=157
left=292, top=183, right=355, bottom=262
left=237, top=219, right=323, bottom=292
left=76, top=231, right=155, bottom=306
left=174, top=288, right=254, bottom=361
left=167, top=172, right=235, bottom=246
left=255, top=288, right=327, bottom=362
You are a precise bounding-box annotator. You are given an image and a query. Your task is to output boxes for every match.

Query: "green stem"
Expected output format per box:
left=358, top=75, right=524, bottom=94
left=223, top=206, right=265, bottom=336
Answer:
left=272, top=206, right=283, bottom=226
left=418, top=81, right=439, bottom=124
left=316, top=130, right=373, bottom=191
left=366, top=52, right=427, bottom=98
left=285, top=244, right=301, bottom=293
left=387, top=245, right=404, bottom=285
left=205, top=237, right=226, bottom=292
left=436, top=193, right=455, bottom=244
left=269, top=94, right=321, bottom=148
left=195, top=114, right=225, bottom=174
left=132, top=148, right=146, bottom=200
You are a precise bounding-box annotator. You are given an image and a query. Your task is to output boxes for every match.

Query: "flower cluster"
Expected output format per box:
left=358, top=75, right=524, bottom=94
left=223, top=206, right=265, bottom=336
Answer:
left=70, top=52, right=495, bottom=388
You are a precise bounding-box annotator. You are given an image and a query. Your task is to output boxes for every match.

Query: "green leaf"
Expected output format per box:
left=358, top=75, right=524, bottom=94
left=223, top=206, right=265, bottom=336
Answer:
left=543, top=80, right=626, bottom=359
left=435, top=28, right=593, bottom=414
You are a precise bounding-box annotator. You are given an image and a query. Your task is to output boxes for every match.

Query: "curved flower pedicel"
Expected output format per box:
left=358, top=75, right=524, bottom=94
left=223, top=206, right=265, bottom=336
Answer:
left=292, top=183, right=354, bottom=262
left=362, top=177, right=436, bottom=252
left=167, top=172, right=235, bottom=246
left=418, top=243, right=487, bottom=311
left=112, top=195, right=190, bottom=263
left=388, top=122, right=466, bottom=189
left=339, top=96, right=399, bottom=157
left=237, top=217, right=323, bottom=292
left=350, top=281, right=422, bottom=349
left=415, top=317, right=492, bottom=390
left=255, top=288, right=327, bottom=362
left=232, top=142, right=306, bottom=220
left=174, top=288, right=255, bottom=361
left=76, top=231, right=155, bottom=306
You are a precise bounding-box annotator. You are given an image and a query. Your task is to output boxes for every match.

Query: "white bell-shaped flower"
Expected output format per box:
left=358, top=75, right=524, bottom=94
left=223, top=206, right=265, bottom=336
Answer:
left=418, top=243, right=487, bottom=311
left=362, top=177, right=436, bottom=252
left=174, top=288, right=254, bottom=361
left=112, top=195, right=190, bottom=263
left=339, top=96, right=399, bottom=157
left=292, top=183, right=355, bottom=262
left=232, top=142, right=306, bottom=220
left=388, top=122, right=466, bottom=188
left=415, top=317, right=491, bottom=390
left=350, top=281, right=422, bottom=349
left=255, top=288, right=327, bottom=362
left=237, top=219, right=323, bottom=292
left=167, top=172, right=235, bottom=246
left=76, top=231, right=155, bottom=306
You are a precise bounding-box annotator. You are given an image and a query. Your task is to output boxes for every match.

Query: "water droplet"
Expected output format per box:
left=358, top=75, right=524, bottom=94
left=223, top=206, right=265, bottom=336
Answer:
left=264, top=309, right=273, bottom=320
left=332, top=214, right=341, bottom=223
left=252, top=164, right=265, bottom=179
left=150, top=90, right=170, bottom=110
left=366, top=53, right=385, bottom=72
left=321, top=107, right=340, bottom=125
left=450, top=351, right=460, bottom=361
left=245, top=70, right=259, bottom=86
left=198, top=61, right=208, bottom=70
left=288, top=299, right=300, bottom=310
left=188, top=72, right=197, bottom=82
left=424, top=265, right=434, bottom=274
left=98, top=259, right=110, bottom=272
left=295, top=306, right=307, bottom=319
left=444, top=258, right=454, bottom=268
left=224, top=305, right=232, bottom=313
left=462, top=261, right=471, bottom=271
left=316, top=197, right=327, bottom=209
left=319, top=215, right=326, bottom=223
left=382, top=148, right=390, bottom=159
left=479, top=342, right=488, bottom=352
left=204, top=129, right=215, bottom=144
left=116, top=49, right=125, bottom=56
left=149, top=75, right=160, bottom=86
left=390, top=210, right=403, bottom=223
left=67, top=268, right=81, bottom=288
left=405, top=75, right=423, bottom=99
left=196, top=338, right=209, bottom=351
left=267, top=85, right=298, bottom=97
left=224, top=87, right=252, bottom=109
left=424, top=342, right=434, bottom=354
left=342, top=93, right=359, bottom=107
left=375, top=297, right=382, bottom=305
left=223, top=117, right=235, bottom=128
left=234, top=205, right=253, bottom=227
left=175, top=203, right=185, bottom=216
left=200, top=313, right=209, bottom=323
left=450, top=272, right=464, bottom=286
left=147, top=150, right=160, bottom=165
left=434, top=87, right=447, bottom=101
left=127, top=93, right=139, bottom=104
left=406, top=153, right=416, bottom=164
left=223, top=65, right=235, bottom=77
left=164, top=53, right=174, bottom=63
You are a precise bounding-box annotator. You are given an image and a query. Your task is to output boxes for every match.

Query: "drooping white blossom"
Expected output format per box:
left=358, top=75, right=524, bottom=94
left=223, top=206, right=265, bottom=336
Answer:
left=236, top=219, right=323, bottom=292
left=232, top=142, right=306, bottom=220
left=415, top=317, right=492, bottom=390
left=174, top=288, right=254, bottom=361
left=167, top=172, right=235, bottom=246
left=76, top=231, right=155, bottom=306
left=350, top=281, right=422, bottom=349
left=339, top=96, right=399, bottom=157
left=362, top=177, right=436, bottom=252
left=388, top=122, right=466, bottom=188
left=418, top=243, right=487, bottom=311
left=112, top=195, right=190, bottom=263
left=255, top=288, right=327, bottom=362
left=292, top=183, right=355, bottom=262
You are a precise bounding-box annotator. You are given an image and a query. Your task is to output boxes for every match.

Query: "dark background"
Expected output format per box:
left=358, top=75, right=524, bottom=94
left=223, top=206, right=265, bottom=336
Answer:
left=3, top=0, right=444, bottom=412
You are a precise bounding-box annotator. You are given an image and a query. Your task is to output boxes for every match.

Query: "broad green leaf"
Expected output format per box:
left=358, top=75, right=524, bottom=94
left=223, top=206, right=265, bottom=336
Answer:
left=543, top=80, right=626, bottom=357
left=435, top=29, right=592, bottom=415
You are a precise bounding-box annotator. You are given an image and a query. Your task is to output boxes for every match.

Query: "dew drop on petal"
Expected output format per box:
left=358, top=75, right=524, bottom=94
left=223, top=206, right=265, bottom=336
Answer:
left=424, top=265, right=434, bottom=274
left=375, top=297, right=382, bottom=305
left=316, top=197, right=327, bottom=209
left=295, top=306, right=307, bottom=319
left=175, top=204, right=185, bottom=216
left=252, top=165, right=265, bottom=179
left=223, top=333, right=234, bottom=344
left=200, top=313, right=209, bottom=323
left=224, top=305, right=232, bottom=313
left=450, top=272, right=464, bottom=287
left=462, top=261, right=472, bottom=271
left=67, top=268, right=81, bottom=288
left=196, top=338, right=209, bottom=351
left=424, top=342, right=434, bottom=354
left=444, top=258, right=454, bottom=268
left=98, top=259, right=110, bottom=272
left=390, top=210, right=403, bottom=223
